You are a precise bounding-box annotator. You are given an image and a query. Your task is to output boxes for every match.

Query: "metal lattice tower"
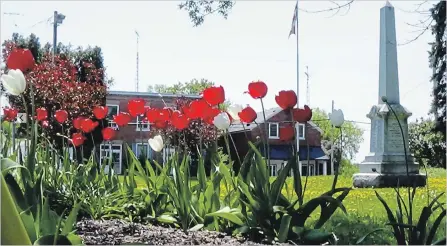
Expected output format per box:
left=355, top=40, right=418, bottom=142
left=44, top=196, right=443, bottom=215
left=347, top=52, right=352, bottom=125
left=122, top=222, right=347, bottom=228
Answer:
left=135, top=30, right=140, bottom=92
left=305, top=66, right=310, bottom=106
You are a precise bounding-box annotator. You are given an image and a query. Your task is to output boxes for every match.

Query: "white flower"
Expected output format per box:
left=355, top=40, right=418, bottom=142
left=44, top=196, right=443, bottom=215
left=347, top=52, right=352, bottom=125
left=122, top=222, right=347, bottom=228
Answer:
left=1, top=69, right=27, bottom=96
left=329, top=109, right=345, bottom=127
left=226, top=104, right=243, bottom=121
left=213, top=112, right=231, bottom=130
left=149, top=135, right=164, bottom=152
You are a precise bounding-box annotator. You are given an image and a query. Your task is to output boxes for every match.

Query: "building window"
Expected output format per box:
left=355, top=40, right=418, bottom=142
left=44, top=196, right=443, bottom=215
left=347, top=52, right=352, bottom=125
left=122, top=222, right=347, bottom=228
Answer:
left=269, top=164, right=277, bottom=176
left=106, top=104, right=119, bottom=129
left=136, top=143, right=150, bottom=159
left=298, top=123, right=305, bottom=140
left=136, top=116, right=150, bottom=131
left=268, top=123, right=279, bottom=139
left=99, top=144, right=122, bottom=174
left=163, top=147, right=176, bottom=164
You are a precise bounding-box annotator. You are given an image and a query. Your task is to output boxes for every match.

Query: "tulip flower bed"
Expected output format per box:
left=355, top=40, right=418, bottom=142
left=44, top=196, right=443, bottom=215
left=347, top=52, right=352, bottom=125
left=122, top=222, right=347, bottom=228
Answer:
left=1, top=48, right=446, bottom=246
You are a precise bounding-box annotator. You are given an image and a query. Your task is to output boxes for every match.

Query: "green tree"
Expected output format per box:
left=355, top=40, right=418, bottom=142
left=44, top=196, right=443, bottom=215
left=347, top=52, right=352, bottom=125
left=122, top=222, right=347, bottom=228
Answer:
left=311, top=108, right=364, bottom=160
left=409, top=118, right=446, bottom=168
left=147, top=78, right=231, bottom=109
left=1, top=33, right=112, bottom=158
left=428, top=1, right=446, bottom=139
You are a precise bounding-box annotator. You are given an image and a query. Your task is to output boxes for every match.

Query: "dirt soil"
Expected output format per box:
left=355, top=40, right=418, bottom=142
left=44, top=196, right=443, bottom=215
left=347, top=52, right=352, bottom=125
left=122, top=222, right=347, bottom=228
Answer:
left=76, top=219, right=288, bottom=245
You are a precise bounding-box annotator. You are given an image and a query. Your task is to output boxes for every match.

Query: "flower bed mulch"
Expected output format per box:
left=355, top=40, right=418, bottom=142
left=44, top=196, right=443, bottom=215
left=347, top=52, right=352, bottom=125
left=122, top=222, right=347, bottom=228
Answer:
left=76, top=219, right=290, bottom=245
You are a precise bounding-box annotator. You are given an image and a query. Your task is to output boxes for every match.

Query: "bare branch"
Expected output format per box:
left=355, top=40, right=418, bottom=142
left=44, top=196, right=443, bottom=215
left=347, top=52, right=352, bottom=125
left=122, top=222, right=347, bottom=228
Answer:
left=298, top=0, right=354, bottom=15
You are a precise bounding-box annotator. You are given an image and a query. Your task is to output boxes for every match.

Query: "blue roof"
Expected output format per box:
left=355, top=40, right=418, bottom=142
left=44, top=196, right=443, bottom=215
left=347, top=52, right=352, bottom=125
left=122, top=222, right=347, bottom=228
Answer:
left=265, top=145, right=329, bottom=160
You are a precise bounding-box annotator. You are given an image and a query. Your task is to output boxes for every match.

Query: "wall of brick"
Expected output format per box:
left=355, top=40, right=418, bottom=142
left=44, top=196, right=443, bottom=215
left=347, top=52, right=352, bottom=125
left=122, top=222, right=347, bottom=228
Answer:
left=249, top=110, right=322, bottom=147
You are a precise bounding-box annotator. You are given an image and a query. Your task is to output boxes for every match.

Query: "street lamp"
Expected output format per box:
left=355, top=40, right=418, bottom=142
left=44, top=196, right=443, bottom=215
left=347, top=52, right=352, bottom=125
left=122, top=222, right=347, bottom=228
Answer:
left=53, top=11, right=65, bottom=62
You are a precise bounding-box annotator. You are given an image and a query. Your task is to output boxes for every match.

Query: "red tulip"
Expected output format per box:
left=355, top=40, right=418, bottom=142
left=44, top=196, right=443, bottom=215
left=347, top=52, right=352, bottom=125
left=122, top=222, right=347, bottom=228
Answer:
left=73, top=117, right=86, bottom=130
left=71, top=132, right=86, bottom=147
left=93, top=106, right=108, bottom=120
left=279, top=125, right=295, bottom=141
left=171, top=111, right=190, bottom=130
left=247, top=80, right=268, bottom=99
left=3, top=108, right=18, bottom=121
left=36, top=108, right=48, bottom=121
left=292, top=105, right=312, bottom=123
left=238, top=106, right=257, bottom=123
left=128, top=98, right=146, bottom=117
left=161, top=107, right=172, bottom=121
left=188, top=100, right=210, bottom=119
left=102, top=127, right=116, bottom=141
left=54, top=110, right=68, bottom=123
left=154, top=120, right=168, bottom=129
left=6, top=48, right=35, bottom=72
left=80, top=118, right=99, bottom=133
left=113, top=112, right=131, bottom=127
left=203, top=107, right=220, bottom=124
left=275, top=90, right=297, bottom=109
left=202, top=86, right=225, bottom=106
left=146, top=108, right=161, bottom=123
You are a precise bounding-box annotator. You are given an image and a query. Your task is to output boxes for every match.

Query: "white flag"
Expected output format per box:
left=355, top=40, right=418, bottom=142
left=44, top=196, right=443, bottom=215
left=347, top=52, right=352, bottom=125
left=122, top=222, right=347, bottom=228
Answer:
left=288, top=1, right=298, bottom=38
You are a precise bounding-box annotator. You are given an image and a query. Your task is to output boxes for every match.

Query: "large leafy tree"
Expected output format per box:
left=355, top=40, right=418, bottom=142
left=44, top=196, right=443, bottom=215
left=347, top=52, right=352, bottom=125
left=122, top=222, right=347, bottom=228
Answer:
left=1, top=33, right=113, bottom=153
left=311, top=108, right=364, bottom=160
left=409, top=118, right=446, bottom=168
left=428, top=1, right=446, bottom=139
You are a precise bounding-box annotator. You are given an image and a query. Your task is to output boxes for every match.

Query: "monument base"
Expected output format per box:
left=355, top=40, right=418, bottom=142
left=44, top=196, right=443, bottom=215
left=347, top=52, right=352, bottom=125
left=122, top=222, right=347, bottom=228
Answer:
left=352, top=172, right=427, bottom=188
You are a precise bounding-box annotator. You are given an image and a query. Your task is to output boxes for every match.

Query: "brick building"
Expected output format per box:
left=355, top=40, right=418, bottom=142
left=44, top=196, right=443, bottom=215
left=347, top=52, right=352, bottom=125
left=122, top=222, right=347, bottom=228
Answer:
left=101, top=91, right=200, bottom=174
left=228, top=107, right=331, bottom=177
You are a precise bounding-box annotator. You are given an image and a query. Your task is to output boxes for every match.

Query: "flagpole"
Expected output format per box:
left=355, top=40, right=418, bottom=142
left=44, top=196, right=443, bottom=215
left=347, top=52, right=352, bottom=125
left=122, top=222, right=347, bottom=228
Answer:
left=295, top=0, right=299, bottom=107
left=294, top=0, right=302, bottom=178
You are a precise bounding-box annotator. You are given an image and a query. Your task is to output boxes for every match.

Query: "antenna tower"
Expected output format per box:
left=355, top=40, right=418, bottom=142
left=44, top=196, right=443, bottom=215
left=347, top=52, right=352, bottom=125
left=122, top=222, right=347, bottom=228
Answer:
left=135, top=30, right=140, bottom=92
left=305, top=66, right=310, bottom=106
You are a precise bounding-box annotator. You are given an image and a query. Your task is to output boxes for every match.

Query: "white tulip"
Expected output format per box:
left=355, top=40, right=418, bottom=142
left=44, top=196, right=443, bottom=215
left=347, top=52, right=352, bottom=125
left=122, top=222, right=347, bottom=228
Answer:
left=149, top=135, right=164, bottom=152
left=329, top=109, right=345, bottom=127
left=1, top=69, right=27, bottom=96
left=226, top=104, right=243, bottom=121
left=213, top=112, right=231, bottom=130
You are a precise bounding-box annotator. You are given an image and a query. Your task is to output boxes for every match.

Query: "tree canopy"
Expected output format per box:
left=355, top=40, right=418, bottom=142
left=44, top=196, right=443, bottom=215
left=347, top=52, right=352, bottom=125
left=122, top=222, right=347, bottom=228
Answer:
left=428, top=1, right=446, bottom=140
left=409, top=118, right=446, bottom=168
left=1, top=33, right=112, bottom=153
left=311, top=108, right=364, bottom=160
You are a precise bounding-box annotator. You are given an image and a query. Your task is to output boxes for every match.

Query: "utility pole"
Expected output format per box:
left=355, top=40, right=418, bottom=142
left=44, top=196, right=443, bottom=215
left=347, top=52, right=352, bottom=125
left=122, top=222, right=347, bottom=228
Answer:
left=330, top=100, right=335, bottom=175
left=52, top=11, right=66, bottom=63
left=135, top=30, right=140, bottom=92
left=305, top=66, right=310, bottom=106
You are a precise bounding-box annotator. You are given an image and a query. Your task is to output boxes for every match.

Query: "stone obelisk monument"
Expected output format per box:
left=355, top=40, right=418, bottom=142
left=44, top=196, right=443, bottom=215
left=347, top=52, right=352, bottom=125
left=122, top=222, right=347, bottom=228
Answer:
left=353, top=1, right=426, bottom=188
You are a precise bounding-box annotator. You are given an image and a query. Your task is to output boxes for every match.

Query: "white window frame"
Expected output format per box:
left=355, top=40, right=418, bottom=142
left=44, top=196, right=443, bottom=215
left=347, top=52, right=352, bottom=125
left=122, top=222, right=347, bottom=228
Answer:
left=163, top=147, right=176, bottom=164
left=106, top=104, right=120, bottom=129
left=99, top=144, right=122, bottom=174
left=135, top=143, right=150, bottom=158
left=269, top=164, right=277, bottom=176
left=136, top=116, right=150, bottom=131
left=268, top=123, right=279, bottom=139
left=298, top=123, right=306, bottom=140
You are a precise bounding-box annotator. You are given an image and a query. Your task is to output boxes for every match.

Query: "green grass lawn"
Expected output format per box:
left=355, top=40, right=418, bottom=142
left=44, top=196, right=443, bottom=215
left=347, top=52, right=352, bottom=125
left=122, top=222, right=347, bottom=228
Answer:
left=119, top=168, right=446, bottom=244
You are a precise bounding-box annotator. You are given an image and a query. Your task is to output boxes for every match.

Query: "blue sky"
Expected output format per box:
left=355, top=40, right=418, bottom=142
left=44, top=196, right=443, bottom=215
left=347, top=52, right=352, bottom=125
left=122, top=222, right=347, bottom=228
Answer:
left=0, top=1, right=435, bottom=162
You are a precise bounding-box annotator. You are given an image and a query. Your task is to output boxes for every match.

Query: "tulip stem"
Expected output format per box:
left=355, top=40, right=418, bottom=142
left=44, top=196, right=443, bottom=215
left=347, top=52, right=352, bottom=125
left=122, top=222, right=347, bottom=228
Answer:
left=289, top=109, right=303, bottom=206
left=331, top=127, right=342, bottom=191
left=21, top=95, right=30, bottom=154
left=260, top=99, right=271, bottom=174
left=228, top=132, right=242, bottom=170
left=301, top=124, right=310, bottom=201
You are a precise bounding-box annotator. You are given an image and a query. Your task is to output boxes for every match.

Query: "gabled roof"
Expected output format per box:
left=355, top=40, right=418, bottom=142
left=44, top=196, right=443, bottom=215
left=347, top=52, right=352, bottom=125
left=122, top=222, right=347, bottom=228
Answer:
left=229, top=107, right=323, bottom=134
